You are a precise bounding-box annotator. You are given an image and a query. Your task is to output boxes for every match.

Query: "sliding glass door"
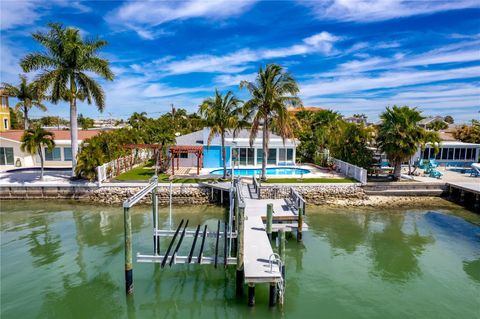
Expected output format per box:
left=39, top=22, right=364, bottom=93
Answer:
left=232, top=147, right=254, bottom=166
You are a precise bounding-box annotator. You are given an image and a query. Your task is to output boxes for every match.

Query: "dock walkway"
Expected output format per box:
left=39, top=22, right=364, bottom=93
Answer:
left=240, top=182, right=304, bottom=284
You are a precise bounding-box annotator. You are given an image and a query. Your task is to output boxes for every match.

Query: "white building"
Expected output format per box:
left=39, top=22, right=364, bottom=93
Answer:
left=0, top=129, right=101, bottom=171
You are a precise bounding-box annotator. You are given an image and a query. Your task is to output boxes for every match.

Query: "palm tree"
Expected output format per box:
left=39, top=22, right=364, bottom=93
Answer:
left=20, top=22, right=114, bottom=176
left=199, top=89, right=243, bottom=179
left=1, top=75, right=47, bottom=129
left=21, top=127, right=55, bottom=180
left=377, top=106, right=438, bottom=180
left=240, top=64, right=301, bottom=180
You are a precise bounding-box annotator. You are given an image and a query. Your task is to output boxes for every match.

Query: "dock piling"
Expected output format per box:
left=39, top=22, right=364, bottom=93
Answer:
left=269, top=282, right=277, bottom=307
left=236, top=205, right=245, bottom=296
left=124, top=207, right=133, bottom=294
left=266, top=203, right=273, bottom=240
left=297, top=207, right=303, bottom=242
left=248, top=283, right=255, bottom=307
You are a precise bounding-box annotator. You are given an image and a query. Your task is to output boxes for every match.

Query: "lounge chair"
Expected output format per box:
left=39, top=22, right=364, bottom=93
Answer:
left=429, top=169, right=443, bottom=179
left=471, top=163, right=480, bottom=177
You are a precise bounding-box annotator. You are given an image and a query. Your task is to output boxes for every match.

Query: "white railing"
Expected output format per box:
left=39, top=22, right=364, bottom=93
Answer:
left=330, top=157, right=367, bottom=184
left=289, top=187, right=306, bottom=214
left=97, top=150, right=152, bottom=185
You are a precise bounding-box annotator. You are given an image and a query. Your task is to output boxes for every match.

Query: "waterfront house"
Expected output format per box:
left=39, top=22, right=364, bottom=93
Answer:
left=0, top=129, right=100, bottom=171
left=172, top=128, right=297, bottom=170
left=0, top=90, right=10, bottom=132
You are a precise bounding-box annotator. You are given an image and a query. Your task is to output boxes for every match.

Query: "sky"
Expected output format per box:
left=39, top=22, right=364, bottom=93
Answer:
left=1, top=0, right=479, bottom=123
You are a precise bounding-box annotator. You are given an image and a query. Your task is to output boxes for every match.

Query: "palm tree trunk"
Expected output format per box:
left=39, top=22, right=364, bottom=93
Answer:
left=221, top=133, right=227, bottom=180
left=261, top=118, right=268, bottom=181
left=24, top=107, right=29, bottom=130
left=38, top=148, right=44, bottom=181
left=393, top=160, right=402, bottom=181
left=70, top=97, right=78, bottom=177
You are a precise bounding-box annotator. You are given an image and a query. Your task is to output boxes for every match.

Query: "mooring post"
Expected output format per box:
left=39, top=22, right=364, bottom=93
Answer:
left=236, top=205, right=245, bottom=296
left=297, top=207, right=303, bottom=242
left=152, top=186, right=159, bottom=255
left=279, top=229, right=286, bottom=280
left=248, top=283, right=255, bottom=307
left=460, top=190, right=465, bottom=204
left=448, top=185, right=453, bottom=200
left=269, top=282, right=277, bottom=307
left=266, top=203, right=273, bottom=240
left=124, top=207, right=133, bottom=294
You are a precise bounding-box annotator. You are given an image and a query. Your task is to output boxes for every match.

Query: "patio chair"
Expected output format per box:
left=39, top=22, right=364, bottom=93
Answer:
left=470, top=163, right=480, bottom=177
left=429, top=169, right=443, bottom=179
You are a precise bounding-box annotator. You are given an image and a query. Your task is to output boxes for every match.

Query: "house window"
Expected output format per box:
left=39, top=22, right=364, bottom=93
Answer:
left=441, top=148, right=448, bottom=160
left=0, top=147, right=14, bottom=165
left=3, top=118, right=8, bottom=129
left=448, top=148, right=454, bottom=160
left=63, top=147, right=72, bottom=161
left=45, top=147, right=61, bottom=161
left=267, top=148, right=277, bottom=165
left=466, top=148, right=472, bottom=160
left=460, top=148, right=466, bottom=159
left=256, top=149, right=263, bottom=164
left=454, top=148, right=461, bottom=160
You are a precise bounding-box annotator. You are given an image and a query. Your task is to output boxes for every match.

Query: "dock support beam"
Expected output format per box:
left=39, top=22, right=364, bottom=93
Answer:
left=279, top=229, right=286, bottom=280
left=236, top=205, right=245, bottom=296
left=152, top=186, right=159, bottom=255
left=297, top=207, right=303, bottom=242
left=248, top=283, right=255, bottom=307
left=266, top=203, right=273, bottom=240
left=124, top=207, right=133, bottom=294
left=269, top=282, right=277, bottom=307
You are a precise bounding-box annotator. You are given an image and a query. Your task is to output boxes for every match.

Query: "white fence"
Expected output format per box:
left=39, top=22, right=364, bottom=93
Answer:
left=330, top=157, right=367, bottom=184
left=97, top=150, right=152, bottom=185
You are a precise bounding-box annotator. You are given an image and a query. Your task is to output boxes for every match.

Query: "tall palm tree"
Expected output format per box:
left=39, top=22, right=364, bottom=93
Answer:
left=377, top=105, right=438, bottom=180
left=1, top=75, right=46, bottom=129
left=20, top=22, right=114, bottom=176
left=21, top=127, right=55, bottom=180
left=199, top=89, right=243, bottom=179
left=240, top=64, right=301, bottom=181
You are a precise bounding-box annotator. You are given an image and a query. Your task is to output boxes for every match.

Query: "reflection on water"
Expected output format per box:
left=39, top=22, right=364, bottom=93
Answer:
left=1, top=201, right=479, bottom=319
left=370, top=215, right=434, bottom=282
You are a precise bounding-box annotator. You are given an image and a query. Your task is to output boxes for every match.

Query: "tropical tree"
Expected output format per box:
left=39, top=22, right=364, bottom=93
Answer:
left=426, top=119, right=448, bottom=131
left=199, top=89, right=243, bottom=179
left=444, top=115, right=454, bottom=124
left=20, top=22, right=114, bottom=176
left=376, top=106, right=438, bottom=180
left=1, top=74, right=46, bottom=129
left=240, top=64, right=301, bottom=180
left=78, top=113, right=95, bottom=130
left=453, top=120, right=480, bottom=144
left=21, top=127, right=55, bottom=180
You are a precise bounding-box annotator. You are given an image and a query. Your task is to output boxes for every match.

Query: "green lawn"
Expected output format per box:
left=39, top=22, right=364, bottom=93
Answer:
left=262, top=177, right=356, bottom=183
left=114, top=165, right=221, bottom=183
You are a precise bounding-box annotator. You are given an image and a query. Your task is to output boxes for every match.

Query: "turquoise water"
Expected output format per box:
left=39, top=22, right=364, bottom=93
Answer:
left=210, top=167, right=310, bottom=176
left=1, top=201, right=479, bottom=318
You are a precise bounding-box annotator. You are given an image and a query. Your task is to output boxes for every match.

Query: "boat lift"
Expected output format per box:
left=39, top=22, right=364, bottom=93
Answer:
left=122, top=176, right=237, bottom=295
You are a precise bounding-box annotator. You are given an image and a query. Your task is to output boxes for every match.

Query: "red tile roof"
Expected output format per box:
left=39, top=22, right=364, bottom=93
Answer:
left=0, top=129, right=101, bottom=142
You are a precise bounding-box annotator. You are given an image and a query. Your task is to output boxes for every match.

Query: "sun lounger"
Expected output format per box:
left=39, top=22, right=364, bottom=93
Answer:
left=471, top=163, right=480, bottom=177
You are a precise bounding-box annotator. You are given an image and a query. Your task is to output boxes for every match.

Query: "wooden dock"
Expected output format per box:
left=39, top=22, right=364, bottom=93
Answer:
left=447, top=182, right=480, bottom=213
left=240, top=182, right=306, bottom=284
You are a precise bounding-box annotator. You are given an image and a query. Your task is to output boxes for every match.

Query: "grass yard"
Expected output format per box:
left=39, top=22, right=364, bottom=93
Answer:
left=114, top=164, right=221, bottom=183
left=262, top=177, right=356, bottom=183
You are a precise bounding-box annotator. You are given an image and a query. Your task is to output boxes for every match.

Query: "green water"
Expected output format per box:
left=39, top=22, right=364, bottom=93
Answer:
left=1, top=201, right=479, bottom=319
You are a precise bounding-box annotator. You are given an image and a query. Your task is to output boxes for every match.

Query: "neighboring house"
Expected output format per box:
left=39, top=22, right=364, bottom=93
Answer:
left=344, top=115, right=368, bottom=125
left=418, top=116, right=447, bottom=129
left=414, top=141, right=479, bottom=167
left=0, top=90, right=10, bottom=132
left=0, top=129, right=101, bottom=171
left=174, top=128, right=297, bottom=169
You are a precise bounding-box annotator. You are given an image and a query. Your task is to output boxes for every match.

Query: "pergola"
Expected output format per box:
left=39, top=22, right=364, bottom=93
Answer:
left=169, top=145, right=203, bottom=175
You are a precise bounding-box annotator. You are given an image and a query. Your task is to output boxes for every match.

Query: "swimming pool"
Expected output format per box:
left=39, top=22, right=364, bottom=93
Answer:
left=209, top=167, right=310, bottom=176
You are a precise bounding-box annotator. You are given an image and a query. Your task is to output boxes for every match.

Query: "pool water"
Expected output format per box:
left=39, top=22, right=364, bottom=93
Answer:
left=210, top=167, right=310, bottom=176
left=1, top=201, right=479, bottom=319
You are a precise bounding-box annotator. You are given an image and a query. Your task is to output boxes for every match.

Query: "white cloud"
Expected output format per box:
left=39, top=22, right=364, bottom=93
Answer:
left=301, top=0, right=479, bottom=22
left=214, top=73, right=257, bottom=87
left=300, top=65, right=480, bottom=97
left=107, top=0, right=257, bottom=39
left=139, top=31, right=340, bottom=76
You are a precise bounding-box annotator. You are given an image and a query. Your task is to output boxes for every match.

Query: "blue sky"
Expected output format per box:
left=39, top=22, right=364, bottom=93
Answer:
left=1, top=0, right=479, bottom=123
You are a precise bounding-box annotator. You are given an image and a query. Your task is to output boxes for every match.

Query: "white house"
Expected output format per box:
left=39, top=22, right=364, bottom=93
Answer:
left=173, top=128, right=297, bottom=169
left=0, top=129, right=101, bottom=171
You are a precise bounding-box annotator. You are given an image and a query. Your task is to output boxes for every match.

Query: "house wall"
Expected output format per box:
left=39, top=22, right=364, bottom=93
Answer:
left=203, top=146, right=231, bottom=168
left=0, top=96, right=10, bottom=132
